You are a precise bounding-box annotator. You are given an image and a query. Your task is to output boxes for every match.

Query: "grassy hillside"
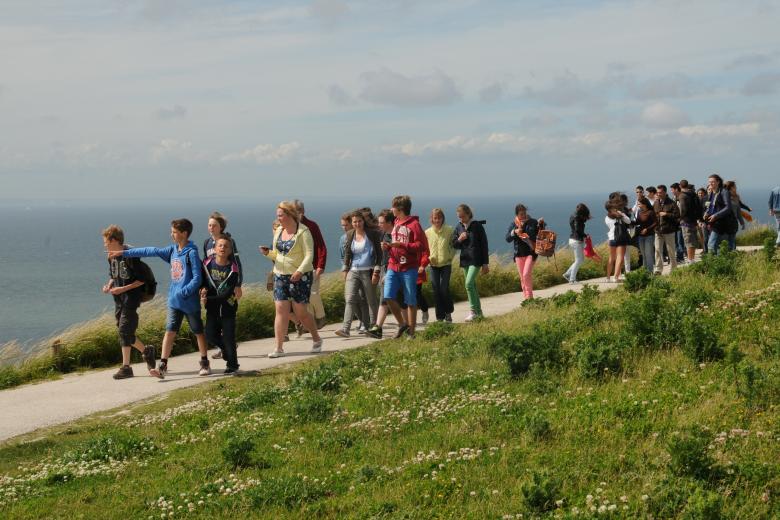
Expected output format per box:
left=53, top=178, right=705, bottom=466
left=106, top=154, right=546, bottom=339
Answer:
left=1, top=243, right=779, bottom=518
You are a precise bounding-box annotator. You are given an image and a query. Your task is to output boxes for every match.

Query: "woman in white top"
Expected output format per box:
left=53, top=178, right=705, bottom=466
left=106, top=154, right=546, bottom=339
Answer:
left=604, top=194, right=631, bottom=282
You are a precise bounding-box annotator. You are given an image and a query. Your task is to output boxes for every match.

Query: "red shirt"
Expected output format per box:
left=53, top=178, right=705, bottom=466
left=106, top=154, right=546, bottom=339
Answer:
left=302, top=216, right=327, bottom=271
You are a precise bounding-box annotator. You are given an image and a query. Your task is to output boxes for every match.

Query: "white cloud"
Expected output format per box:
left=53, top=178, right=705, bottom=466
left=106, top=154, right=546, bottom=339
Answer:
left=523, top=71, right=598, bottom=107
left=677, top=123, right=760, bottom=137
left=742, top=72, right=780, bottom=95
left=640, top=102, right=690, bottom=128
left=359, top=68, right=461, bottom=108
left=220, top=142, right=301, bottom=164
left=151, top=138, right=203, bottom=163
left=625, top=73, right=701, bottom=100
left=309, top=0, right=349, bottom=23
left=155, top=105, right=187, bottom=120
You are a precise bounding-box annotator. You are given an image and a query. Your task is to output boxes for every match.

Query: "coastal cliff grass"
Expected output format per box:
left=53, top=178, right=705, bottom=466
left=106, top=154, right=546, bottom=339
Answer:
left=1, top=251, right=780, bottom=518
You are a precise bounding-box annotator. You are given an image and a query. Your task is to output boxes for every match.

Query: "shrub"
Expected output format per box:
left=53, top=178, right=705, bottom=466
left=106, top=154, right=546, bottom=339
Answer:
left=680, top=315, right=724, bottom=362
left=524, top=411, right=553, bottom=441
left=550, top=290, right=579, bottom=308
left=290, top=391, right=336, bottom=423
left=668, top=427, right=717, bottom=481
left=520, top=470, right=561, bottom=513
left=221, top=431, right=256, bottom=469
left=763, top=237, right=777, bottom=263
left=574, top=329, right=630, bottom=379
left=420, top=321, right=456, bottom=340
left=623, top=268, right=653, bottom=292
left=622, top=284, right=673, bottom=350
left=690, top=247, right=740, bottom=279
left=488, top=319, right=570, bottom=378
left=681, top=488, right=723, bottom=520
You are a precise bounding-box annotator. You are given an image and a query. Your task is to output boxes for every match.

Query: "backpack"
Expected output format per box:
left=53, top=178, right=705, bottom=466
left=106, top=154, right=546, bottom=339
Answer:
left=135, top=260, right=157, bottom=303
left=684, top=191, right=703, bottom=222
left=534, top=221, right=557, bottom=258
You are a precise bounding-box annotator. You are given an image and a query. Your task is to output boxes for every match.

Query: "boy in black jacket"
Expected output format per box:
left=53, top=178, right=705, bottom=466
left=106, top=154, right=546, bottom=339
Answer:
left=199, top=235, right=241, bottom=374
left=102, top=225, right=156, bottom=379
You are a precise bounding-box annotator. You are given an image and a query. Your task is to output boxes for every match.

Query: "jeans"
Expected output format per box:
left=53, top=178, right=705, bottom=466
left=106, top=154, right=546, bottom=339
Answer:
left=563, top=239, right=584, bottom=282
left=654, top=233, right=677, bottom=273
left=638, top=235, right=655, bottom=272
left=675, top=229, right=685, bottom=260
left=430, top=265, right=454, bottom=320
left=463, top=265, right=482, bottom=315
left=205, top=314, right=238, bottom=370
left=776, top=216, right=780, bottom=245
left=515, top=256, right=535, bottom=299
left=708, top=230, right=736, bottom=255
left=343, top=270, right=378, bottom=330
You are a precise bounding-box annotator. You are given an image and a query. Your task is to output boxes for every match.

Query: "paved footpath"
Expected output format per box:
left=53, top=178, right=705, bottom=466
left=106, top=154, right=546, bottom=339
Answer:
left=1, top=249, right=756, bottom=443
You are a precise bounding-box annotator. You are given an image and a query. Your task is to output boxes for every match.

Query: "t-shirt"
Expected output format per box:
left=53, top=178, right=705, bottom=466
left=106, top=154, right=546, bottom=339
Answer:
left=108, top=256, right=144, bottom=289
left=350, top=237, right=374, bottom=271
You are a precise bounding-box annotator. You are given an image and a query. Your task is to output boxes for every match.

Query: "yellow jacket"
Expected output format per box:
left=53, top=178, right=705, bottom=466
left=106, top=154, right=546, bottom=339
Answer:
left=265, top=223, right=314, bottom=275
left=425, top=224, right=455, bottom=267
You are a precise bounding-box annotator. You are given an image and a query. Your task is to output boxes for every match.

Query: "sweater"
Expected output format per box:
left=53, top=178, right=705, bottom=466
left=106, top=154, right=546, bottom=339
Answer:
left=201, top=257, right=240, bottom=318
left=452, top=219, right=489, bottom=268
left=387, top=215, right=429, bottom=272
left=301, top=216, right=327, bottom=271
left=265, top=223, right=314, bottom=275
left=124, top=241, right=201, bottom=314
left=425, top=224, right=456, bottom=267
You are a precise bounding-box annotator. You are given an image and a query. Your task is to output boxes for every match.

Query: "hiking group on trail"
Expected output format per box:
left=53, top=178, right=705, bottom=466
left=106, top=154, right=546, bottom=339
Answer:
left=102, top=176, right=775, bottom=380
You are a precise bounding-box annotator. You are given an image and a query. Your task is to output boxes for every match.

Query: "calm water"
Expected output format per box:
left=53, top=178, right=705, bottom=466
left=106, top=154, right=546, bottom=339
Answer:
left=0, top=189, right=770, bottom=350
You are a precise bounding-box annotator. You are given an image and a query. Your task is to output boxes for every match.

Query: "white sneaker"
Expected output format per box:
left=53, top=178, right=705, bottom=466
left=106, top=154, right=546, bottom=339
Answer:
left=211, top=349, right=223, bottom=360
left=311, top=339, right=323, bottom=354
left=421, top=311, right=429, bottom=324
left=268, top=350, right=285, bottom=358
left=465, top=311, right=476, bottom=322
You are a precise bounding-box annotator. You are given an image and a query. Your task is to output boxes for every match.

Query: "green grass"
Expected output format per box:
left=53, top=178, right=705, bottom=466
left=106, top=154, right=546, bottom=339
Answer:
left=2, top=250, right=780, bottom=518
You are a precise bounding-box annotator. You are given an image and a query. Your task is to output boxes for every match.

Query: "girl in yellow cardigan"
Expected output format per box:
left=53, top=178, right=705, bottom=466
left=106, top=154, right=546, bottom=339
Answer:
left=260, top=201, right=323, bottom=357
left=425, top=208, right=456, bottom=322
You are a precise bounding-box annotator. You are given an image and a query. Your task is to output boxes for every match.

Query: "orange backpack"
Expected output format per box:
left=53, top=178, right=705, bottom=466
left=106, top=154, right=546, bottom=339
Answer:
left=534, top=221, right=557, bottom=258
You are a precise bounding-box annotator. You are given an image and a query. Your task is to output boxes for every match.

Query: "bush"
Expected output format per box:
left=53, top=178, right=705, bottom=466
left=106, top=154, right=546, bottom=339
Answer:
left=488, top=319, right=570, bottom=378
left=420, top=321, right=456, bottom=340
left=290, top=391, right=336, bottom=423
left=622, top=283, right=673, bottom=350
left=690, top=247, right=740, bottom=279
left=574, top=329, right=630, bottom=379
left=221, top=431, right=256, bottom=469
left=624, top=268, right=653, bottom=292
left=524, top=411, right=553, bottom=441
left=764, top=237, right=777, bottom=263
left=680, top=315, right=724, bottom=362
left=681, top=488, right=723, bottom=520
left=520, top=470, right=561, bottom=513
left=668, top=427, right=717, bottom=481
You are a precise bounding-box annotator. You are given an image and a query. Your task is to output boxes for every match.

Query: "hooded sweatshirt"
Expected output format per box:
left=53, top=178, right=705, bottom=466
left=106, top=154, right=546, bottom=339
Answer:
left=201, top=256, right=240, bottom=318
left=387, top=215, right=429, bottom=272
left=124, top=241, right=202, bottom=314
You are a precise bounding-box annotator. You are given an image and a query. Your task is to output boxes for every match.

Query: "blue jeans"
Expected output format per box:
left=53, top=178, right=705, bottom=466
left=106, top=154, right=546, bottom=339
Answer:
left=775, top=216, right=780, bottom=246
left=430, top=265, right=454, bottom=320
left=563, top=239, right=584, bottom=281
left=707, top=230, right=736, bottom=254
left=384, top=268, right=417, bottom=306
left=638, top=235, right=655, bottom=272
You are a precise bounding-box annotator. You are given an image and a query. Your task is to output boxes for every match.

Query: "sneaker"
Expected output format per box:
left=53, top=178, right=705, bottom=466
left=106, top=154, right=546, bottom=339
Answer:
left=444, top=313, right=452, bottom=323
left=562, top=274, right=571, bottom=283
left=150, top=361, right=166, bottom=379
left=421, top=311, right=429, bottom=325
left=464, top=311, right=476, bottom=323
left=142, top=345, right=156, bottom=371
left=268, top=350, right=285, bottom=358
left=224, top=367, right=238, bottom=375
left=198, top=359, right=211, bottom=376
left=211, top=349, right=223, bottom=359
left=295, top=322, right=305, bottom=338
left=393, top=324, right=410, bottom=339
left=357, top=326, right=367, bottom=335
left=405, top=330, right=416, bottom=340
left=366, top=325, right=383, bottom=339
left=311, top=339, right=323, bottom=353
left=334, top=329, right=350, bottom=338
left=112, top=365, right=134, bottom=380
left=316, top=317, right=328, bottom=330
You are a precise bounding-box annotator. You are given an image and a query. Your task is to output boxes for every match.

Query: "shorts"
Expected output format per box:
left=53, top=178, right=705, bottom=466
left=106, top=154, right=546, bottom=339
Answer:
left=681, top=225, right=700, bottom=249
left=383, top=268, right=417, bottom=306
left=609, top=239, right=629, bottom=247
left=273, top=272, right=313, bottom=304
left=114, top=295, right=140, bottom=347
left=166, top=307, right=204, bottom=334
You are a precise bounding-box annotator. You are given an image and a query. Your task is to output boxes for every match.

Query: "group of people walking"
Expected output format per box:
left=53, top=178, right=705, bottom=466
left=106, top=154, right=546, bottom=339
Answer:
left=102, top=176, right=767, bottom=380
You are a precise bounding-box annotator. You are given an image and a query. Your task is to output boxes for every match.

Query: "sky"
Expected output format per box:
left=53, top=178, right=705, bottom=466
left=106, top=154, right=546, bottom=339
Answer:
left=1, top=0, right=779, bottom=199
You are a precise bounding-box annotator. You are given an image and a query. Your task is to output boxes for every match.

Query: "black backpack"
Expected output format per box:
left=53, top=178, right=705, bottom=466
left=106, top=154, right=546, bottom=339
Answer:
left=685, top=192, right=703, bottom=222
left=135, top=260, right=157, bottom=303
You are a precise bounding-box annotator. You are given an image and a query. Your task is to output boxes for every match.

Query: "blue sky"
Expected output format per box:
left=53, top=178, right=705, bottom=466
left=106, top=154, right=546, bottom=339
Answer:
left=1, top=0, right=779, bottom=199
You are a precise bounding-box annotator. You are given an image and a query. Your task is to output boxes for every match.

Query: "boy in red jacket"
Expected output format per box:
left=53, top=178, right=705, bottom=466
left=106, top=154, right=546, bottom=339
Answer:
left=381, top=195, right=429, bottom=339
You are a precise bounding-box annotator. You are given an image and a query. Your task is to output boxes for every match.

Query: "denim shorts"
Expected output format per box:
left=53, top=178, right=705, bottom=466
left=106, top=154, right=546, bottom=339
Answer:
left=383, top=268, right=417, bottom=306
left=166, top=307, right=204, bottom=334
left=273, top=272, right=313, bottom=304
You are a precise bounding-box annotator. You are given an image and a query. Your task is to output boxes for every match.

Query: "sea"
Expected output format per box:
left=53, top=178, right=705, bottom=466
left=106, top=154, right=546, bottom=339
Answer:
left=0, top=189, right=771, bottom=358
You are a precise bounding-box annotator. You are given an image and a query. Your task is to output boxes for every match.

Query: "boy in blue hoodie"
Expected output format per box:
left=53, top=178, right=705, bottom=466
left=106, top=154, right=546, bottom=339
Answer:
left=110, top=218, right=210, bottom=378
